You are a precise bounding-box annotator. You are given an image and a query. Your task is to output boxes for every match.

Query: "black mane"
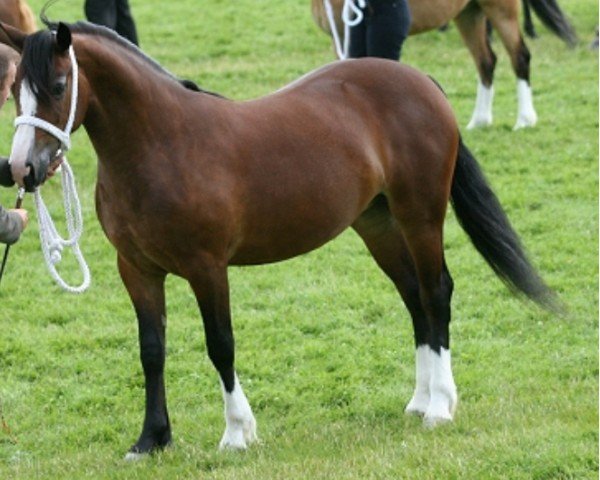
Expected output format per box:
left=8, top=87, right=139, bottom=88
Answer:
left=21, top=21, right=222, bottom=105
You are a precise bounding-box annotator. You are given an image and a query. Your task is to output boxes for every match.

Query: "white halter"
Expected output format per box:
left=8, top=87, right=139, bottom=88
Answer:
left=323, top=0, right=366, bottom=60
left=13, top=45, right=90, bottom=293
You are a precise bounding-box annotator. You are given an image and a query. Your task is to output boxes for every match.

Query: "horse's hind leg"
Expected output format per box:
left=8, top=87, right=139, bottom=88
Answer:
left=117, top=255, right=171, bottom=459
left=393, top=211, right=457, bottom=426
left=482, top=0, right=537, bottom=129
left=352, top=197, right=457, bottom=426
left=186, top=261, right=257, bottom=450
left=454, top=2, right=497, bottom=129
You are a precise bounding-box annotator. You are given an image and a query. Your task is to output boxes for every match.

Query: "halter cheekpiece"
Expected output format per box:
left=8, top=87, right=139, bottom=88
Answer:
left=14, top=44, right=79, bottom=151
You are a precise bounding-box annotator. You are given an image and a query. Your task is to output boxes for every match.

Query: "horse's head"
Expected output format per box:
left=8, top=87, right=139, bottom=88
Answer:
left=1, top=21, right=87, bottom=191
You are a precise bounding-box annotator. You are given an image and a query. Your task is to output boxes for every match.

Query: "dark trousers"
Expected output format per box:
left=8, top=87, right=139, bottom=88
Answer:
left=85, top=0, right=139, bottom=46
left=348, top=0, right=411, bottom=60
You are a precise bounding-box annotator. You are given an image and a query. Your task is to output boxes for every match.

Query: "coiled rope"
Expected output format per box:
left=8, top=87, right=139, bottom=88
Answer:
left=34, top=157, right=90, bottom=293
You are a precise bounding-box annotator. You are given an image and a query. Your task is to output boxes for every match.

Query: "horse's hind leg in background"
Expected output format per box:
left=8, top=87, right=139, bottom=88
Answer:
left=482, top=0, right=537, bottom=129
left=352, top=196, right=457, bottom=426
left=117, top=255, right=171, bottom=459
left=187, top=262, right=257, bottom=450
left=454, top=2, right=497, bottom=129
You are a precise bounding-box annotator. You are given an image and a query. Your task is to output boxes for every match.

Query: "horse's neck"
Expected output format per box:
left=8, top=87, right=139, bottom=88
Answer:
left=79, top=41, right=172, bottom=111
left=77, top=39, right=192, bottom=161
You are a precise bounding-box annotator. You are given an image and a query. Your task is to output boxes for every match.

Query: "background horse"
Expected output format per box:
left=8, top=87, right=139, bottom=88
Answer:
left=2, top=20, right=555, bottom=457
left=312, top=0, right=576, bottom=130
left=0, top=0, right=35, bottom=33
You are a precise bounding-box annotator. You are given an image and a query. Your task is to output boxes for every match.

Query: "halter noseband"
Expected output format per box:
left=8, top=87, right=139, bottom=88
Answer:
left=14, top=45, right=79, bottom=151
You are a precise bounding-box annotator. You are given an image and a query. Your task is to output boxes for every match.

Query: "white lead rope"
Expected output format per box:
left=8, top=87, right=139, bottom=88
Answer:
left=324, top=0, right=366, bottom=60
left=14, top=45, right=90, bottom=293
left=34, top=157, right=90, bottom=293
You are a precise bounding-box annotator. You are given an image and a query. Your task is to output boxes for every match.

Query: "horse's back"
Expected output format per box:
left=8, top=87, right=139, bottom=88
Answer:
left=220, top=59, right=459, bottom=265
left=278, top=59, right=459, bottom=180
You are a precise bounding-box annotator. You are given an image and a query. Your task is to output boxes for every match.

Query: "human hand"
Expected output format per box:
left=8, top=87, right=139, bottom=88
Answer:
left=10, top=208, right=28, bottom=230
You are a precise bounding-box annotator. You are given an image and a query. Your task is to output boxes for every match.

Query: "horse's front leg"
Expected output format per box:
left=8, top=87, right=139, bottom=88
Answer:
left=188, top=261, right=257, bottom=450
left=117, top=255, right=171, bottom=460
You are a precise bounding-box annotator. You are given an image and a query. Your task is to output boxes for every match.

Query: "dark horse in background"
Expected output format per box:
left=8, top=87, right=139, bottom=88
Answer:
left=1, top=20, right=556, bottom=457
left=312, top=0, right=576, bottom=130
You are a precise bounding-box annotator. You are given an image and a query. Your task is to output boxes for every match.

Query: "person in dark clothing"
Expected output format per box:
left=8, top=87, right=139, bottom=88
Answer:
left=84, top=0, right=139, bottom=46
left=348, top=0, right=411, bottom=60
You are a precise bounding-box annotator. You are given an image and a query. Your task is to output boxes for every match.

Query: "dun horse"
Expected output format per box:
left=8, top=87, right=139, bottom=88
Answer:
left=312, top=0, right=576, bottom=130
left=3, top=21, right=555, bottom=457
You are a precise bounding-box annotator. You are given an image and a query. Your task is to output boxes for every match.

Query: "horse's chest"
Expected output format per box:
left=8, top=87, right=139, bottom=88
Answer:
left=95, top=180, right=169, bottom=266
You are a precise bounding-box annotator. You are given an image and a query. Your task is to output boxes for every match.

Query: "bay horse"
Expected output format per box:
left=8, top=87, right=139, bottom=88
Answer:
left=0, top=0, right=36, bottom=33
left=2, top=21, right=556, bottom=457
left=312, top=0, right=576, bottom=130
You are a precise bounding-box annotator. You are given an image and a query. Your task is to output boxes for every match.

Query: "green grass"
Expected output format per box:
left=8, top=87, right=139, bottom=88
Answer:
left=0, top=0, right=597, bottom=478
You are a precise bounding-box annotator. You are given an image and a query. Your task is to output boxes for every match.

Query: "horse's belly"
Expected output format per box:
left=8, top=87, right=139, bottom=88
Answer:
left=229, top=222, right=348, bottom=265
left=229, top=188, right=371, bottom=265
left=409, top=0, right=469, bottom=33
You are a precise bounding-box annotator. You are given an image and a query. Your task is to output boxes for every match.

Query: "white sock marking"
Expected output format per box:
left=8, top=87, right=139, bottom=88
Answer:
left=405, top=345, right=431, bottom=416
left=467, top=81, right=494, bottom=130
left=514, top=79, right=537, bottom=129
left=219, top=374, right=257, bottom=450
left=424, top=347, right=457, bottom=427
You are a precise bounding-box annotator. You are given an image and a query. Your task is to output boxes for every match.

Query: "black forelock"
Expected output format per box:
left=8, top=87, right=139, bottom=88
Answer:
left=21, top=29, right=58, bottom=106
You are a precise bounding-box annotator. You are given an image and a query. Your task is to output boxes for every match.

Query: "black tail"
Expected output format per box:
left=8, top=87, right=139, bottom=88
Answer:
left=526, top=0, right=577, bottom=47
left=522, top=0, right=537, bottom=39
left=450, top=138, right=559, bottom=311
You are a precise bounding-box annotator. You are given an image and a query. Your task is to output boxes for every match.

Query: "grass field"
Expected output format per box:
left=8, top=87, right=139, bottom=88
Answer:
left=0, top=0, right=597, bottom=478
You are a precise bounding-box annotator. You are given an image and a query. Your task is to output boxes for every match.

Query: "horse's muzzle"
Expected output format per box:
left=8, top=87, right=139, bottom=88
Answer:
left=14, top=150, right=52, bottom=192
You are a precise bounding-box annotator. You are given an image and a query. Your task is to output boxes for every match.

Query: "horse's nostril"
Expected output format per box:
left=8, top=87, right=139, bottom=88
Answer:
left=23, top=164, right=36, bottom=192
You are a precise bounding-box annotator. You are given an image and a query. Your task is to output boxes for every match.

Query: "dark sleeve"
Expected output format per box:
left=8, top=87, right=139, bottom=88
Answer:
left=0, top=157, right=15, bottom=187
left=0, top=205, right=23, bottom=244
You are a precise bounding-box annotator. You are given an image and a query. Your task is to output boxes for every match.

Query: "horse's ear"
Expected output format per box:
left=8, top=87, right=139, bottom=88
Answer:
left=56, top=22, right=71, bottom=53
left=0, top=22, right=26, bottom=53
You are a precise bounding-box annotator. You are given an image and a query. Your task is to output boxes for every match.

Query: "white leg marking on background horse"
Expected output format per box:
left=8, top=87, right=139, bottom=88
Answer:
left=219, top=374, right=257, bottom=450
left=124, top=451, right=146, bottom=462
left=405, top=345, right=431, bottom=416
left=467, top=81, right=494, bottom=130
left=513, top=79, right=537, bottom=129
left=9, top=82, right=37, bottom=181
left=424, top=347, right=457, bottom=427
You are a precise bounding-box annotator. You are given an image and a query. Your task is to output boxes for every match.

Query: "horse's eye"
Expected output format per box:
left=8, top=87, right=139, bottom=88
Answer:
left=51, top=81, right=66, bottom=97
